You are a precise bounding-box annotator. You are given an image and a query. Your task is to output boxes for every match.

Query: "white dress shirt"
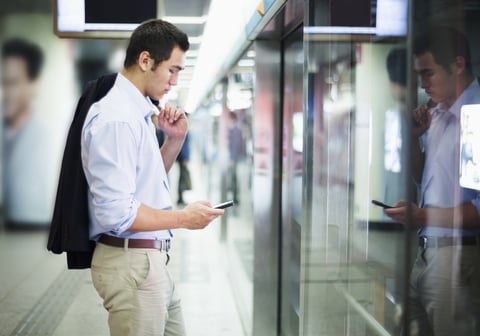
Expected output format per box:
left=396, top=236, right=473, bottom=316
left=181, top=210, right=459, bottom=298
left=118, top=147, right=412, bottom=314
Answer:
left=81, top=73, right=172, bottom=241
left=419, top=79, right=480, bottom=237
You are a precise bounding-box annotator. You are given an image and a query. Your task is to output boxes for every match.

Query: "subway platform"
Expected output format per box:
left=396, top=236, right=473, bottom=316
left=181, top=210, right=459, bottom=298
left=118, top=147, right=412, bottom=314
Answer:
left=0, top=151, right=245, bottom=336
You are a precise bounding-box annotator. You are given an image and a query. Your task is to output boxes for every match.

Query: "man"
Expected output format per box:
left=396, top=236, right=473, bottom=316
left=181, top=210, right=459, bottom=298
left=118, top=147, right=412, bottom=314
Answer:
left=385, top=26, right=480, bottom=335
left=81, top=20, right=224, bottom=335
left=1, top=38, right=56, bottom=227
left=227, top=111, right=244, bottom=204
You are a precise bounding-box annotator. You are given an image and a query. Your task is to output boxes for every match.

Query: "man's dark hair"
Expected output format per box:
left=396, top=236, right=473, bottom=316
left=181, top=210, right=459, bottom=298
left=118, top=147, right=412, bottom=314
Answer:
left=386, top=48, right=407, bottom=87
left=124, top=19, right=189, bottom=69
left=2, top=38, right=44, bottom=80
left=413, top=26, right=472, bottom=75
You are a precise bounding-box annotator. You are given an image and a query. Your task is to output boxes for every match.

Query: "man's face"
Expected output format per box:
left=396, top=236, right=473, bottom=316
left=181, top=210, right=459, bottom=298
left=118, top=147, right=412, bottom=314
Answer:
left=1, top=57, right=37, bottom=121
left=144, top=46, right=185, bottom=101
left=414, top=51, right=457, bottom=106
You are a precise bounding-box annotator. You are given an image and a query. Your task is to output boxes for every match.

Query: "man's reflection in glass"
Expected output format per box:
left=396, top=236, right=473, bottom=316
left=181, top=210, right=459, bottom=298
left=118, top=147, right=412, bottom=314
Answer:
left=385, top=26, right=480, bottom=336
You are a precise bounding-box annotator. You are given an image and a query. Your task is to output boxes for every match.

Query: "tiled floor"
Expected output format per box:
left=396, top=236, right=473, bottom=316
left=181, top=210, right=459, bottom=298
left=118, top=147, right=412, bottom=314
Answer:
left=0, top=224, right=244, bottom=336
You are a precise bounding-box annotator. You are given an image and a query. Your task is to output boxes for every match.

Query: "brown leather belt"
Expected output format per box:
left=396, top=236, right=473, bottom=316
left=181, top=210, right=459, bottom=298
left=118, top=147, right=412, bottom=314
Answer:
left=419, top=236, right=479, bottom=249
left=99, top=234, right=170, bottom=252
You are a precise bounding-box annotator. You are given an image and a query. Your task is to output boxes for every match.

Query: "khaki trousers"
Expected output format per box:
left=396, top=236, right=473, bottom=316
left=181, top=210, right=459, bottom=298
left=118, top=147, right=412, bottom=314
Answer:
left=408, top=244, right=480, bottom=336
left=91, top=242, right=186, bottom=336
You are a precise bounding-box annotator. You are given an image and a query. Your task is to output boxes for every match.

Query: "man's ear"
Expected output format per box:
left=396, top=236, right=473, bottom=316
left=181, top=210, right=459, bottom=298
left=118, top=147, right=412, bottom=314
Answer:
left=138, top=51, right=151, bottom=72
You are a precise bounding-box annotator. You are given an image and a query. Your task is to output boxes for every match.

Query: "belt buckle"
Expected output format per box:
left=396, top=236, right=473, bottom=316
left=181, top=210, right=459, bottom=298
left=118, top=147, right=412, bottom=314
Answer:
left=420, top=236, right=428, bottom=249
left=153, top=240, right=170, bottom=252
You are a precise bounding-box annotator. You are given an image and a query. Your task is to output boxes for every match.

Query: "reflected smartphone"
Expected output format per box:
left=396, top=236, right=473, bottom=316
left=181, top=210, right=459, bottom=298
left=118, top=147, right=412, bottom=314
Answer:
left=371, top=200, right=394, bottom=209
left=213, top=200, right=235, bottom=209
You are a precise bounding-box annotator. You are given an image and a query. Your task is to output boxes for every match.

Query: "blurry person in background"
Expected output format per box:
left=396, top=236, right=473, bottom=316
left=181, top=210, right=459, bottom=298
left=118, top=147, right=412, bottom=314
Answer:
left=385, top=26, right=480, bottom=335
left=176, top=132, right=191, bottom=205
left=228, top=111, right=244, bottom=205
left=1, top=38, right=55, bottom=228
left=155, top=127, right=191, bottom=206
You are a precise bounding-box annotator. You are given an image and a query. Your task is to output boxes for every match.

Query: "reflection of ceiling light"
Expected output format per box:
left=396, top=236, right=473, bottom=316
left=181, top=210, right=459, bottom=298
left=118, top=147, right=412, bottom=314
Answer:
left=246, top=50, right=256, bottom=58
left=185, top=0, right=255, bottom=113
left=163, top=16, right=208, bottom=24
left=238, top=59, right=255, bottom=67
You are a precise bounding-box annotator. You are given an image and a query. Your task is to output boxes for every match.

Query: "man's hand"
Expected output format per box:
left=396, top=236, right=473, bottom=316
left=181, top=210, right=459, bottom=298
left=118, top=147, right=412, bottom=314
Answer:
left=412, top=103, right=432, bottom=139
left=180, top=201, right=225, bottom=230
left=384, top=200, right=426, bottom=227
left=157, top=103, right=188, bottom=139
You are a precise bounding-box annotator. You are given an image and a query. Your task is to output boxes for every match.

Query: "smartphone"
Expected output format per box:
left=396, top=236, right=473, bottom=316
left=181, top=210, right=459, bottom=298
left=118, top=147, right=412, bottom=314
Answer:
left=213, top=200, right=235, bottom=209
left=371, top=199, right=394, bottom=209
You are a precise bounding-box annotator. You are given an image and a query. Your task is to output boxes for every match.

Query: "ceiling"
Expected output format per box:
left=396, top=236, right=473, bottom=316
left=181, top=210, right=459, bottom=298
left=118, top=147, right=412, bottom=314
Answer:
left=161, top=0, right=212, bottom=101
left=162, top=0, right=211, bottom=53
left=158, top=0, right=210, bottom=106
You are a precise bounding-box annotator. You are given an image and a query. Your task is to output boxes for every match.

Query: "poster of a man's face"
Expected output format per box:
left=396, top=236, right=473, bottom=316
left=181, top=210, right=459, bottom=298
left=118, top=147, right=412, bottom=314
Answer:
left=2, top=38, right=43, bottom=130
left=1, top=38, right=58, bottom=227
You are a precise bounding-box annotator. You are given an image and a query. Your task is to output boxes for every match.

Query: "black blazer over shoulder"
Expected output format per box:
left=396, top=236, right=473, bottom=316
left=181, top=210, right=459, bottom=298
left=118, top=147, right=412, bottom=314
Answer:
left=47, top=73, right=117, bottom=269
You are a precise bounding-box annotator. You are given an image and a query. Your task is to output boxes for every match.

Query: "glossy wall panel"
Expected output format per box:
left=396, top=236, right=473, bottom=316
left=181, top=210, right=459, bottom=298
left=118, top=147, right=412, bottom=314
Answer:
left=280, top=26, right=303, bottom=336
left=252, top=40, right=282, bottom=336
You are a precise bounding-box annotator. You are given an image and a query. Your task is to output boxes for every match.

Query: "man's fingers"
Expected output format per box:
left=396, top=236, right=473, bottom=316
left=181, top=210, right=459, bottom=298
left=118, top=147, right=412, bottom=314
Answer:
left=161, top=103, right=184, bottom=123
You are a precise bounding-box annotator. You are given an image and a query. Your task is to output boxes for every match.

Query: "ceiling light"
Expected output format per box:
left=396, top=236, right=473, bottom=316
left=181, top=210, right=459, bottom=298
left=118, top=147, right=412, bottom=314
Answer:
left=162, top=16, right=208, bottom=25
left=238, top=59, right=255, bottom=67
left=188, top=36, right=203, bottom=44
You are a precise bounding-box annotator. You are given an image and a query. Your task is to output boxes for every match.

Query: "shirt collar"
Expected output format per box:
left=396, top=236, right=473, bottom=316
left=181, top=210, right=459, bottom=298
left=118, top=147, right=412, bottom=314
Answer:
left=447, top=78, right=480, bottom=118
left=116, top=73, right=159, bottom=119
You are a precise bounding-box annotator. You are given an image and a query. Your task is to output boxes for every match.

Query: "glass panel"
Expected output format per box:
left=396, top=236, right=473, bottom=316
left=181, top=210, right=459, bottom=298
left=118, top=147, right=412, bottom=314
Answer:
left=302, top=1, right=480, bottom=335
left=403, top=2, right=480, bottom=335
left=302, top=39, right=412, bottom=336
left=225, top=49, right=255, bottom=335
left=191, top=48, right=255, bottom=335
left=301, top=1, right=411, bottom=335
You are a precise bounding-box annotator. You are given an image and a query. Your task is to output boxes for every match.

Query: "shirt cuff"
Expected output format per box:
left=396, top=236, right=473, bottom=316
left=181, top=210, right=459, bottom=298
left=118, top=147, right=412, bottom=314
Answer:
left=107, top=198, right=141, bottom=235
